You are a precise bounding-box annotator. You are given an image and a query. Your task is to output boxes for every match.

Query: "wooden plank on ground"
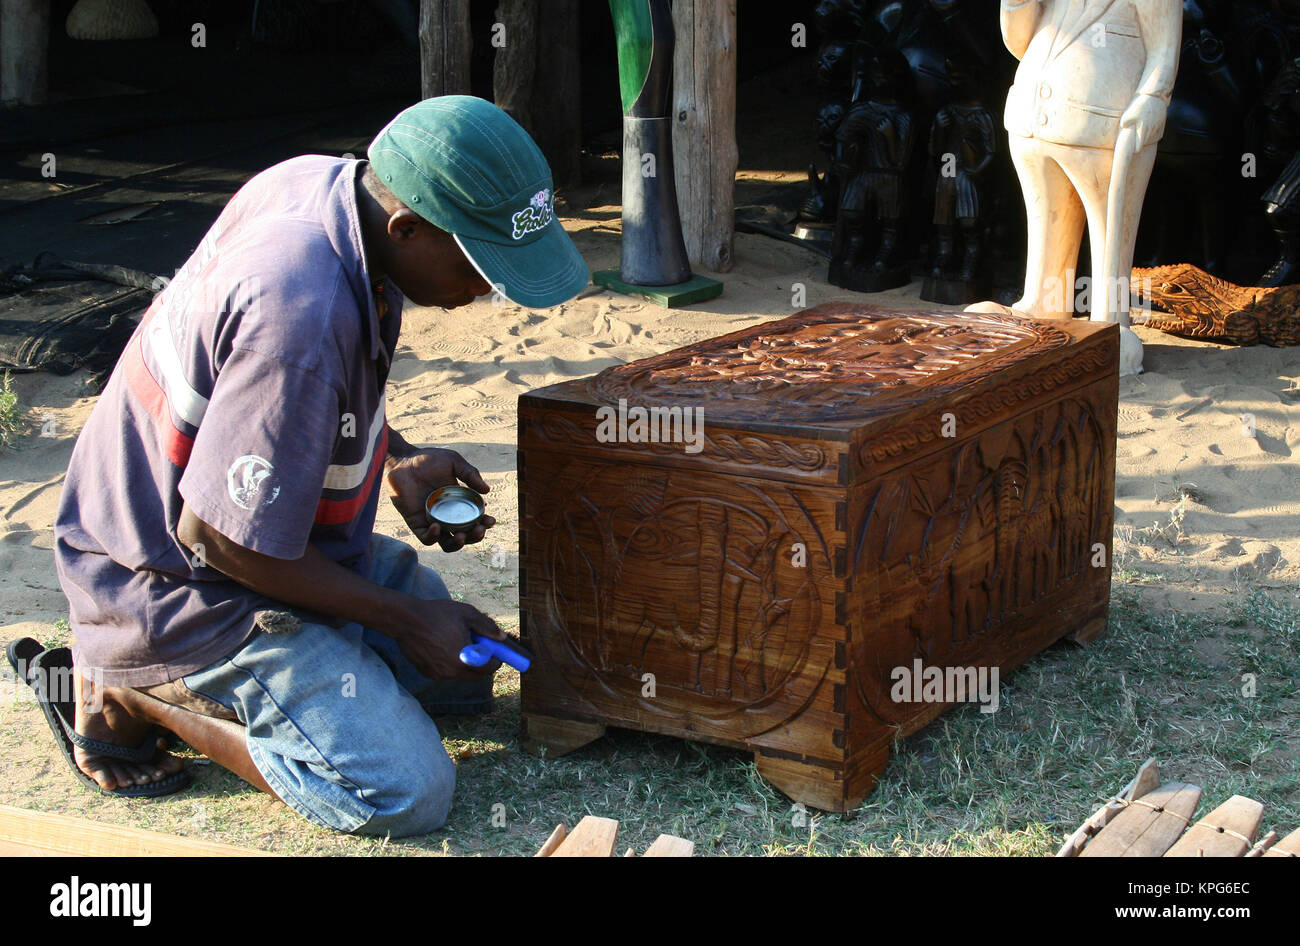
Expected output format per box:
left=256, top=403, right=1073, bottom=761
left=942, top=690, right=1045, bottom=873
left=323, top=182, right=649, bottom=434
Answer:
left=1056, top=758, right=1160, bottom=857
left=0, top=838, right=61, bottom=856
left=0, top=805, right=272, bottom=857
left=1262, top=826, right=1300, bottom=857
left=1079, top=783, right=1202, bottom=857
left=534, top=823, right=567, bottom=857
left=1245, top=830, right=1276, bottom=857
left=643, top=834, right=694, bottom=857
left=1165, top=795, right=1264, bottom=857
left=549, top=816, right=619, bottom=858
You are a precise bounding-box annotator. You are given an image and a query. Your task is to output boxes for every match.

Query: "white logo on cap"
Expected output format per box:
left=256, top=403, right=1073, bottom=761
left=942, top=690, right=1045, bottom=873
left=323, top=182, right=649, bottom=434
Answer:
left=227, top=455, right=280, bottom=510
left=511, top=188, right=553, bottom=239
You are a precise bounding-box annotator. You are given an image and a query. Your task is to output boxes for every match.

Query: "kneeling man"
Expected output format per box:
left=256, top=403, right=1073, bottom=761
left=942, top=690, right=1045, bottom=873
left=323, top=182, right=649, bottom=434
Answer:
left=21, top=96, right=587, bottom=836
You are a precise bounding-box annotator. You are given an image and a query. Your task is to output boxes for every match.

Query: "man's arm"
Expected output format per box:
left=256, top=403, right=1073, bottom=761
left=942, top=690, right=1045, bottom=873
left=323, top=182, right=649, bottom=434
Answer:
left=177, top=502, right=502, bottom=680
left=386, top=424, right=418, bottom=462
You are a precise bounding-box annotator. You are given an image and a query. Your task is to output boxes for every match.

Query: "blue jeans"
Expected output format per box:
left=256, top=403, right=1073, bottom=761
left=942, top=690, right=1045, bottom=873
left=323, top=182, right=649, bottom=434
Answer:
left=181, top=535, right=491, bottom=837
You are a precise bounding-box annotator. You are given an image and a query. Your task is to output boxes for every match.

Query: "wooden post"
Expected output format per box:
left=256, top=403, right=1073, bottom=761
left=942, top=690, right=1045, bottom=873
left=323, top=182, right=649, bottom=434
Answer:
left=0, top=0, right=51, bottom=107
left=493, top=1, right=536, bottom=130
left=530, top=0, right=581, bottom=188
left=670, top=0, right=737, bottom=273
left=419, top=0, right=472, bottom=99
left=492, top=0, right=581, bottom=188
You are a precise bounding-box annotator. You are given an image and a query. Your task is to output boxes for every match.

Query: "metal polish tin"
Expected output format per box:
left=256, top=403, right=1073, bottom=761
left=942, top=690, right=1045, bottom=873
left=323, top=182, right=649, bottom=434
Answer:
left=424, top=486, right=486, bottom=532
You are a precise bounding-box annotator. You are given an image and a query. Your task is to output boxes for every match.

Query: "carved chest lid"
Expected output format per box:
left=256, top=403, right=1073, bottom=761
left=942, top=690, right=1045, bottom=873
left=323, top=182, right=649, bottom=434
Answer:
left=588, top=303, right=1079, bottom=426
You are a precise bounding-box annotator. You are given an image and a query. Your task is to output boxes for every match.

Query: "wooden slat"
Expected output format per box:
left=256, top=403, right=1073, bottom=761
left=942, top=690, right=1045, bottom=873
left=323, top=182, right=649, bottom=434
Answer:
left=1056, top=758, right=1159, bottom=857
left=1079, top=783, right=1202, bottom=857
left=1129, top=758, right=1163, bottom=801
left=1262, top=826, right=1300, bottom=857
left=1165, top=795, right=1264, bottom=857
left=643, top=834, right=694, bottom=857
left=0, top=838, right=62, bottom=857
left=550, top=816, right=619, bottom=858
left=1245, top=830, right=1277, bottom=857
left=534, top=823, right=567, bottom=857
left=0, top=805, right=272, bottom=857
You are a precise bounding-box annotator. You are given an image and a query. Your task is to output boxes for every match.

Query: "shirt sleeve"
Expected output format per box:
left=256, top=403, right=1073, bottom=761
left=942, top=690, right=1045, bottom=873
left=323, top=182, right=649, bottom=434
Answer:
left=179, top=346, right=341, bottom=559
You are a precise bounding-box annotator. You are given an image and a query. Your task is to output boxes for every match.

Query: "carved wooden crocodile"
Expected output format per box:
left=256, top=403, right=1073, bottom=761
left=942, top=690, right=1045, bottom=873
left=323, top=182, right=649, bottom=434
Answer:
left=1130, top=264, right=1300, bottom=347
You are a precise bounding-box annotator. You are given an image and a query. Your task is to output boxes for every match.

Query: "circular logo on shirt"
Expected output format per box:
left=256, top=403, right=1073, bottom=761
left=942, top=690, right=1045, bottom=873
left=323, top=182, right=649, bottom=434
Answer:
left=227, top=455, right=280, bottom=510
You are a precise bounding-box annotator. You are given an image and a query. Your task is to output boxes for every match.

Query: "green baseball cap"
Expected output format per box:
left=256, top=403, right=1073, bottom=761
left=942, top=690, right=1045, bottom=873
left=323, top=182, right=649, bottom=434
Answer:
left=368, top=95, right=589, bottom=309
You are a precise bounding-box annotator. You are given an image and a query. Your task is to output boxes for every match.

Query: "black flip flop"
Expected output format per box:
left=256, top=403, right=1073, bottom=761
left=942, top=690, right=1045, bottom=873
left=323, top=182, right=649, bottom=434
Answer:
left=8, top=638, right=191, bottom=798
left=6, top=637, right=42, bottom=685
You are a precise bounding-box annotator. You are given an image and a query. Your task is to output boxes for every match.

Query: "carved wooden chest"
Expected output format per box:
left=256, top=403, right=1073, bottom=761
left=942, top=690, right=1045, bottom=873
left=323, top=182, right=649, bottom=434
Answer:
left=517, top=303, right=1118, bottom=811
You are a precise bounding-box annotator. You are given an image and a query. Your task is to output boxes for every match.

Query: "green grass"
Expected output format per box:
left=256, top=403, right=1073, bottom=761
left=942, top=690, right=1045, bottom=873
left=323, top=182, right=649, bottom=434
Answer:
left=45, top=618, right=71, bottom=648
left=0, top=372, right=21, bottom=448
left=5, top=584, right=1297, bottom=856
left=427, top=583, right=1298, bottom=856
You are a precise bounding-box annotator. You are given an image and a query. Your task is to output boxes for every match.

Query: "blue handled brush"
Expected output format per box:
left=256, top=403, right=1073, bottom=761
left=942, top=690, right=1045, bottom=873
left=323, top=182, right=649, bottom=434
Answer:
left=458, top=634, right=532, bottom=673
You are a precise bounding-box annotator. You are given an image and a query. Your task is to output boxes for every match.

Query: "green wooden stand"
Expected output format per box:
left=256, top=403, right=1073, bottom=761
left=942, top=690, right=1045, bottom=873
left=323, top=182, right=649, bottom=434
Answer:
left=593, top=269, right=723, bottom=308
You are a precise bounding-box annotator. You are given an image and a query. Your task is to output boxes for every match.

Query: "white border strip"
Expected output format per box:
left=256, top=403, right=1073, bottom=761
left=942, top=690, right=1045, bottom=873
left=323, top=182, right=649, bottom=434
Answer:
left=323, top=400, right=387, bottom=491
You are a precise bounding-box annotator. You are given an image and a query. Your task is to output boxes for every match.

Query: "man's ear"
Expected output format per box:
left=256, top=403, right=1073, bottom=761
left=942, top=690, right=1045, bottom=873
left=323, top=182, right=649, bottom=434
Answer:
left=386, top=208, right=428, bottom=245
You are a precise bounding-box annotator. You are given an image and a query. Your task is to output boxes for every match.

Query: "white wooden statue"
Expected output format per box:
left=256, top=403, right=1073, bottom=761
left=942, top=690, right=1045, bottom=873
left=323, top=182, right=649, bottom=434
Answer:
left=968, top=0, right=1182, bottom=376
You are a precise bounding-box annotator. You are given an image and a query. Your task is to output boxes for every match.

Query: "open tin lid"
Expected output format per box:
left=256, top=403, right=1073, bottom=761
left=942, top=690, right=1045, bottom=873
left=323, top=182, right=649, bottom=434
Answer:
left=425, top=485, right=486, bottom=530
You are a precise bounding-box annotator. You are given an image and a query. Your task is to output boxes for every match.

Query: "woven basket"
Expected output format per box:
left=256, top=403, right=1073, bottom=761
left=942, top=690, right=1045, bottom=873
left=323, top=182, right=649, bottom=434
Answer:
left=66, top=0, right=159, bottom=41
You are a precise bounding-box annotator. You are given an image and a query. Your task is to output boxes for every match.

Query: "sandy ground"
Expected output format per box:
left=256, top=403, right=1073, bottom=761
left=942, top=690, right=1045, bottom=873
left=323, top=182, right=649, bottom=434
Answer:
left=2, top=179, right=1299, bottom=843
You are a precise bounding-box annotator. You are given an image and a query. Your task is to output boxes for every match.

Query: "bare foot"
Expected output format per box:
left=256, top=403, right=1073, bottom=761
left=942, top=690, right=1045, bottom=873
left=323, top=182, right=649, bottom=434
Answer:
left=73, top=671, right=186, bottom=791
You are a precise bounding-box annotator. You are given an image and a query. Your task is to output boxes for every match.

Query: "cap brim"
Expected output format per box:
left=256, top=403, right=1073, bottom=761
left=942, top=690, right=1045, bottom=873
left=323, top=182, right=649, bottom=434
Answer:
left=453, top=222, right=589, bottom=309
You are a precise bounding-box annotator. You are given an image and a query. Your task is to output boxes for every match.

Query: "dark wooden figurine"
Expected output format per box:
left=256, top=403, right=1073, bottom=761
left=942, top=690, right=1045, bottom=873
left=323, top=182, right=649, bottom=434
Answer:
left=517, top=303, right=1119, bottom=811
left=828, top=48, right=914, bottom=292
left=921, top=58, right=996, bottom=305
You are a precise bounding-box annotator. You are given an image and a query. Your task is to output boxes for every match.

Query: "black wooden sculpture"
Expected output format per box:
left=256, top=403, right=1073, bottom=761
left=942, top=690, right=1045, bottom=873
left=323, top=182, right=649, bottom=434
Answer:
left=797, top=103, right=847, bottom=229
left=828, top=46, right=914, bottom=291
left=1261, top=149, right=1300, bottom=285
left=800, top=0, right=1300, bottom=297
left=921, top=57, right=995, bottom=305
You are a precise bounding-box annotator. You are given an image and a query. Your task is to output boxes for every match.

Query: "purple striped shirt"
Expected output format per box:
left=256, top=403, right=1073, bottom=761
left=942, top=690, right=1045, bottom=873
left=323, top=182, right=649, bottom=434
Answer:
left=55, top=156, right=402, bottom=686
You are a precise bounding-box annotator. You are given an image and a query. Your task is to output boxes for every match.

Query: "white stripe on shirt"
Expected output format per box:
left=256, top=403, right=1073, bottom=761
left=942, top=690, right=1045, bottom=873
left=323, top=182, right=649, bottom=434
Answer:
left=143, top=304, right=209, bottom=429
left=323, top=399, right=386, bottom=491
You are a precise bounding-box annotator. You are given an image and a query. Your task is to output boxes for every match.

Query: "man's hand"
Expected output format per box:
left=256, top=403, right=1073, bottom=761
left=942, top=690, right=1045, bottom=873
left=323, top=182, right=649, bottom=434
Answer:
left=179, top=502, right=508, bottom=675
left=384, top=447, right=496, bottom=551
left=398, top=599, right=505, bottom=681
left=1120, top=94, right=1167, bottom=153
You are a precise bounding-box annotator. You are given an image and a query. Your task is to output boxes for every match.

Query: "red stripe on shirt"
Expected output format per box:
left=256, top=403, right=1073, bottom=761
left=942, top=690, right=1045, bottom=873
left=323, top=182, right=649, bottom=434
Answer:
left=121, top=331, right=195, bottom=468
left=314, top=427, right=388, bottom=525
